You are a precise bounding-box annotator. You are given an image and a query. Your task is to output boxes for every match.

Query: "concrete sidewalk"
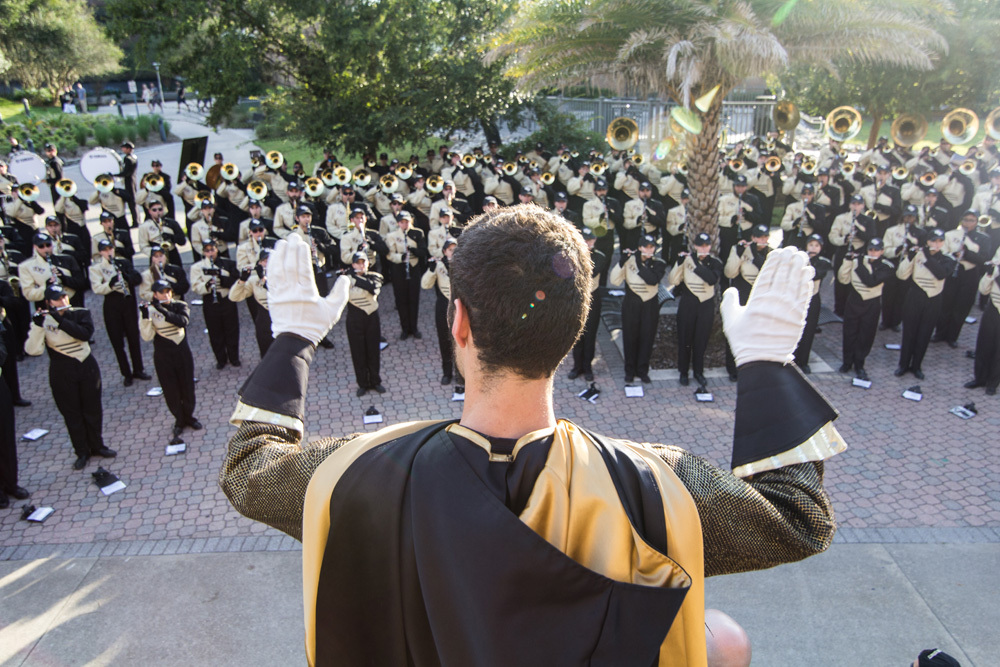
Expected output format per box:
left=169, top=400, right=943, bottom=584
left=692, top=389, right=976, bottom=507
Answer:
left=2, top=543, right=995, bottom=666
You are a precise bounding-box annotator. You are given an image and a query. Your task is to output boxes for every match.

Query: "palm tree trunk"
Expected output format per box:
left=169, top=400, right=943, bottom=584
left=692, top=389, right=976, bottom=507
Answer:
left=687, top=99, right=722, bottom=246
left=867, top=109, right=883, bottom=149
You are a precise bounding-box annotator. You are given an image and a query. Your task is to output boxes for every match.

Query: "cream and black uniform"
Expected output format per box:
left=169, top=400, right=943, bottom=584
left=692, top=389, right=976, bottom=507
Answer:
left=421, top=256, right=461, bottom=383
left=828, top=211, right=875, bottom=316
left=191, top=255, right=241, bottom=367
left=971, top=267, right=1000, bottom=393
left=837, top=252, right=894, bottom=373
left=896, top=247, right=957, bottom=375
left=668, top=253, right=723, bottom=382
left=385, top=226, right=426, bottom=338
left=611, top=253, right=667, bottom=381
left=793, top=253, right=833, bottom=369
left=89, top=255, right=145, bottom=382
left=346, top=270, right=384, bottom=391
left=25, top=307, right=106, bottom=460
left=140, top=299, right=196, bottom=429
left=229, top=269, right=272, bottom=358
left=570, top=246, right=609, bottom=379
left=140, top=262, right=189, bottom=303
left=934, top=226, right=992, bottom=346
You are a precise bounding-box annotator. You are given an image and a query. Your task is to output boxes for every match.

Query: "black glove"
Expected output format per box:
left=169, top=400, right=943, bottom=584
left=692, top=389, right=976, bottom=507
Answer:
left=619, top=251, right=629, bottom=267
left=427, top=257, right=437, bottom=271
left=986, top=264, right=995, bottom=276
left=240, top=267, right=253, bottom=282
left=255, top=264, right=265, bottom=279
left=908, top=247, right=919, bottom=260
left=139, top=303, right=149, bottom=318
left=108, top=273, right=119, bottom=287
left=32, top=310, right=46, bottom=327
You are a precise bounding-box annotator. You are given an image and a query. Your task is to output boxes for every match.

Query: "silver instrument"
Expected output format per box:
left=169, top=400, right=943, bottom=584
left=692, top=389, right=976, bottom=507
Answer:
left=114, top=259, right=130, bottom=297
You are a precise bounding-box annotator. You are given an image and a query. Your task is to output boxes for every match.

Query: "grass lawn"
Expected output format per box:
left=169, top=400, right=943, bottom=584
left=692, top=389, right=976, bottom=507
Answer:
left=0, top=98, right=64, bottom=126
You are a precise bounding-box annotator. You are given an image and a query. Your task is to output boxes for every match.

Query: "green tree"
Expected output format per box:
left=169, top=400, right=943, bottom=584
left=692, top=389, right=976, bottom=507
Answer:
left=107, top=0, right=521, bottom=153
left=781, top=0, right=1000, bottom=147
left=492, top=0, right=949, bottom=239
left=1, top=0, right=122, bottom=101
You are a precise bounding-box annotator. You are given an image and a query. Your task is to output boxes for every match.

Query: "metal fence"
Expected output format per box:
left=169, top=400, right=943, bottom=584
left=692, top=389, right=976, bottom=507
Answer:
left=527, top=95, right=779, bottom=147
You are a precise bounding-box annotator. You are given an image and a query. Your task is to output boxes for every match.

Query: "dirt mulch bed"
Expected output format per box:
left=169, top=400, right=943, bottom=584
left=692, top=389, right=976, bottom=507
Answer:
left=649, top=310, right=729, bottom=370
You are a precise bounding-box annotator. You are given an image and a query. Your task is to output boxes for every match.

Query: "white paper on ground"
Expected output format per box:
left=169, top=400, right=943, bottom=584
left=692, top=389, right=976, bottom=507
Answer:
left=21, top=428, right=49, bottom=441
left=884, top=343, right=902, bottom=351
left=363, top=413, right=384, bottom=425
left=624, top=385, right=644, bottom=398
left=607, top=289, right=626, bottom=297
left=379, top=342, right=389, bottom=350
left=902, top=390, right=923, bottom=402
left=852, top=378, right=872, bottom=389
left=451, top=392, right=465, bottom=402
left=100, top=481, right=126, bottom=496
left=165, top=443, right=187, bottom=455
left=191, top=299, right=203, bottom=305
left=26, top=507, right=54, bottom=522
left=146, top=386, right=164, bottom=397
left=949, top=406, right=976, bottom=419
left=965, top=316, right=977, bottom=324
left=695, top=392, right=714, bottom=402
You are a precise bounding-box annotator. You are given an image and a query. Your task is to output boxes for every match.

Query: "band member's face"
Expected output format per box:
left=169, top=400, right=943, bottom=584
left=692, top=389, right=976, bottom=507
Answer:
left=297, top=214, right=312, bottom=228
left=201, top=207, right=215, bottom=220
left=100, top=247, right=114, bottom=261
left=753, top=236, right=769, bottom=248
left=288, top=188, right=301, bottom=200
left=47, top=295, right=69, bottom=309
left=152, top=165, right=162, bottom=173
left=251, top=228, right=265, bottom=240
left=249, top=205, right=262, bottom=217
left=149, top=205, right=163, bottom=219
left=850, top=201, right=864, bottom=214
left=437, top=216, right=450, bottom=228
left=734, top=185, right=747, bottom=195
left=925, top=193, right=937, bottom=205
left=585, top=238, right=595, bottom=250
left=36, top=242, right=52, bottom=258
left=152, top=253, right=166, bottom=266
left=802, top=192, right=813, bottom=203
left=818, top=175, right=828, bottom=185
left=519, top=195, right=533, bottom=205
left=342, top=190, right=355, bottom=201
left=867, top=248, right=884, bottom=259
left=962, top=215, right=977, bottom=230
left=443, top=186, right=454, bottom=198
left=579, top=165, right=590, bottom=175
left=444, top=245, right=456, bottom=259
left=595, top=189, right=607, bottom=198
left=353, top=258, right=367, bottom=274
left=806, top=240, right=821, bottom=256
left=554, top=200, right=566, bottom=211
left=101, top=220, right=114, bottom=233
left=639, top=188, right=651, bottom=199
left=203, top=246, right=218, bottom=260
left=928, top=238, right=945, bottom=252
left=903, top=215, right=917, bottom=226
left=640, top=244, right=655, bottom=259
left=154, top=289, right=172, bottom=302
left=45, top=148, right=55, bottom=157
left=45, top=221, right=60, bottom=236
left=484, top=202, right=498, bottom=212
left=399, top=218, right=410, bottom=231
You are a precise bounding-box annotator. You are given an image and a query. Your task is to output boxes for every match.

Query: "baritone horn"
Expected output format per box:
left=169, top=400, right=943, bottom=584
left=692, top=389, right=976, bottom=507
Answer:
left=426, top=174, right=444, bottom=194
left=461, top=154, right=477, bottom=168
left=333, top=166, right=352, bottom=186
left=892, top=166, right=909, bottom=181
left=632, top=153, right=645, bottom=166
left=942, top=109, right=979, bottom=146
left=18, top=183, right=40, bottom=201
left=890, top=113, right=928, bottom=147
left=606, top=117, right=639, bottom=151
left=959, top=159, right=978, bottom=176
left=379, top=173, right=398, bottom=193
left=55, top=178, right=77, bottom=198
left=247, top=180, right=268, bottom=200
left=353, top=169, right=372, bottom=188
left=773, top=101, right=800, bottom=133
left=501, top=161, right=518, bottom=176
left=220, top=163, right=239, bottom=181
left=94, top=174, right=115, bottom=194
left=185, top=162, right=205, bottom=181
left=800, top=159, right=817, bottom=175
left=919, top=171, right=937, bottom=187
left=395, top=164, right=413, bottom=181
left=764, top=155, right=783, bottom=173
left=265, top=151, right=284, bottom=170
left=590, top=161, right=607, bottom=177
left=320, top=169, right=338, bottom=188
left=978, top=215, right=992, bottom=228
left=304, top=177, right=325, bottom=198
left=143, top=173, right=165, bottom=192
left=540, top=172, right=555, bottom=185
left=826, top=106, right=863, bottom=142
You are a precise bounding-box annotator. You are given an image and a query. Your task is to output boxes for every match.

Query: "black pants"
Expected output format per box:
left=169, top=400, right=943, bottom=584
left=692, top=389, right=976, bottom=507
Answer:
left=391, top=265, right=421, bottom=335
left=935, top=266, right=980, bottom=344
left=899, top=288, right=941, bottom=372
left=621, top=291, right=658, bottom=379
left=973, top=302, right=1000, bottom=390
left=246, top=295, right=260, bottom=323
left=794, top=293, right=821, bottom=367
left=124, top=186, right=138, bottom=227
left=832, top=247, right=848, bottom=316
left=676, top=290, right=714, bottom=378
left=572, top=290, right=603, bottom=375
left=434, top=294, right=459, bottom=380
left=881, top=272, right=907, bottom=330
left=662, top=232, right=683, bottom=265
left=0, top=376, right=17, bottom=493
left=50, top=353, right=104, bottom=458
left=842, top=293, right=881, bottom=370
left=718, top=226, right=738, bottom=277
left=153, top=337, right=196, bottom=426
left=104, top=292, right=144, bottom=378
left=724, top=278, right=753, bottom=375
left=1, top=320, right=24, bottom=401
left=203, top=296, right=240, bottom=365
left=595, top=235, right=614, bottom=286
left=347, top=305, right=381, bottom=389
left=253, top=306, right=273, bottom=358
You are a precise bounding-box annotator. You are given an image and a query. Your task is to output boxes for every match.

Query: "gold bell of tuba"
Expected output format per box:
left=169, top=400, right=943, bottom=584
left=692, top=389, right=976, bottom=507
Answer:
left=426, top=174, right=444, bottom=194
left=864, top=164, right=879, bottom=178
left=728, top=158, right=744, bottom=172
left=890, top=113, right=928, bottom=147
left=304, top=177, right=325, bottom=198
left=94, top=174, right=115, bottom=194
left=590, top=161, right=607, bottom=177
left=841, top=162, right=856, bottom=175
left=143, top=173, right=165, bottom=192
left=247, top=180, right=268, bottom=201
left=825, top=106, right=863, bottom=142
left=185, top=162, right=205, bottom=181
left=773, top=101, right=800, bottom=133
left=379, top=173, right=399, bottom=193
left=978, top=214, right=993, bottom=228
left=18, top=183, right=40, bottom=202
left=334, top=166, right=352, bottom=186
left=941, top=109, right=980, bottom=145
left=55, top=178, right=77, bottom=198
left=353, top=169, right=372, bottom=188
left=265, top=150, right=284, bottom=170
left=221, top=163, right=239, bottom=181
left=606, top=117, right=639, bottom=152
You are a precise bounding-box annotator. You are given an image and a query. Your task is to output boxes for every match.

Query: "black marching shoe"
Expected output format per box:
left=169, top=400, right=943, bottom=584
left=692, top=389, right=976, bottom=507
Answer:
left=694, top=373, right=708, bottom=386
left=584, top=372, right=594, bottom=381
left=133, top=371, right=152, bottom=381
left=728, top=371, right=738, bottom=382
left=639, top=374, right=652, bottom=384
left=318, top=338, right=334, bottom=349
left=173, top=423, right=184, bottom=438
left=123, top=376, right=133, bottom=387
left=912, top=369, right=925, bottom=380
left=73, top=455, right=90, bottom=470
left=855, top=368, right=869, bottom=382
left=216, top=361, right=227, bottom=370
left=837, top=363, right=851, bottom=373
left=356, top=387, right=367, bottom=397
left=187, top=419, right=203, bottom=430
left=624, top=376, right=634, bottom=384
left=373, top=384, right=387, bottom=394
left=679, top=374, right=690, bottom=386
left=399, top=332, right=410, bottom=341
left=93, top=446, right=117, bottom=458
left=567, top=368, right=581, bottom=380
left=964, top=380, right=983, bottom=389
left=440, top=374, right=452, bottom=385
left=893, top=366, right=907, bottom=377
left=13, top=398, right=31, bottom=407
left=8, top=486, right=30, bottom=500
left=412, top=331, right=422, bottom=340
left=987, top=386, right=998, bottom=396
left=230, top=359, right=242, bottom=367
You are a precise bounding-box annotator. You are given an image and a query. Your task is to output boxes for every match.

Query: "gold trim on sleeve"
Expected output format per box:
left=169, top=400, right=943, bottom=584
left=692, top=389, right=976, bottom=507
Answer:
left=732, top=422, right=847, bottom=479
left=229, top=401, right=304, bottom=436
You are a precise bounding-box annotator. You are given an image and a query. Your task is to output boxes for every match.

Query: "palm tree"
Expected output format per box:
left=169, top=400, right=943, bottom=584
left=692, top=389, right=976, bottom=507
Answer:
left=491, top=0, right=950, bottom=240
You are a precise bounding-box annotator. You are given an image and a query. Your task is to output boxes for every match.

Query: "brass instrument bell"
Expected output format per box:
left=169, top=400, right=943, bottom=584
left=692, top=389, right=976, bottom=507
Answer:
left=540, top=172, right=555, bottom=185
left=606, top=117, right=639, bottom=151
left=334, top=166, right=352, bottom=186
left=55, top=178, right=77, bottom=198
left=942, top=108, right=980, bottom=145
left=461, top=154, right=477, bottom=168
left=379, top=173, right=399, bottom=193
left=890, top=113, right=928, bottom=147
left=426, top=174, right=444, bottom=194
left=265, top=151, right=284, bottom=170
left=247, top=180, right=268, bottom=200
left=185, top=162, right=205, bottom=181
left=304, top=177, right=325, bottom=198
left=93, top=174, right=115, bottom=194
left=353, top=169, right=372, bottom=188
left=18, top=183, right=41, bottom=201
left=825, top=106, right=863, bottom=142
left=773, top=100, right=800, bottom=133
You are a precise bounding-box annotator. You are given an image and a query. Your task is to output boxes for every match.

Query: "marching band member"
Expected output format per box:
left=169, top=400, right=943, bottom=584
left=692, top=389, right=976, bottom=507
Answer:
left=88, top=173, right=130, bottom=232
left=140, top=245, right=189, bottom=303
left=272, top=180, right=304, bottom=239
left=550, top=191, right=580, bottom=227
left=880, top=205, right=925, bottom=332
left=933, top=210, right=993, bottom=347
left=191, top=239, right=241, bottom=369
left=137, top=200, right=186, bottom=267
left=25, top=285, right=116, bottom=470
left=385, top=211, right=427, bottom=340
left=190, top=199, right=230, bottom=260
left=43, top=143, right=64, bottom=205
left=718, top=175, right=760, bottom=261
left=622, top=181, right=665, bottom=253
left=339, top=207, right=386, bottom=270
left=965, top=258, right=1000, bottom=395
left=345, top=251, right=385, bottom=396
left=89, top=239, right=148, bottom=386
left=421, top=237, right=462, bottom=386
left=611, top=234, right=667, bottom=384
left=668, top=232, right=722, bottom=387
left=6, top=184, right=44, bottom=251
left=582, top=178, right=619, bottom=285
left=663, top=188, right=690, bottom=264
left=828, top=194, right=874, bottom=316
left=52, top=178, right=91, bottom=252
left=19, top=232, right=87, bottom=310
left=237, top=199, right=274, bottom=242
left=568, top=226, right=608, bottom=382
left=229, top=249, right=274, bottom=358
left=837, top=238, right=894, bottom=381
left=780, top=184, right=826, bottom=250
left=859, top=164, right=901, bottom=235
left=793, top=235, right=833, bottom=373
left=140, top=279, right=201, bottom=439
left=43, top=215, right=87, bottom=273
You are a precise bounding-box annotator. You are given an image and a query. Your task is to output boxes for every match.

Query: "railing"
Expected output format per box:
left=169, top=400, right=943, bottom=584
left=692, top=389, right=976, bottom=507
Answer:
left=527, top=95, right=779, bottom=147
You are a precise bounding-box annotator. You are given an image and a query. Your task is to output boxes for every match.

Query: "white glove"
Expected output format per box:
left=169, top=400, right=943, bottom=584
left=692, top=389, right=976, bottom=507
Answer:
left=720, top=246, right=814, bottom=366
left=267, top=234, right=350, bottom=345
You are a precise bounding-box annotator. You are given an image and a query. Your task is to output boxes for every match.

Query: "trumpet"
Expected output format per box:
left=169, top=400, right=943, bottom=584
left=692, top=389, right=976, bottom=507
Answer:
left=93, top=175, right=115, bottom=194
left=919, top=172, right=937, bottom=187
left=247, top=180, right=268, bottom=200
left=354, top=169, right=372, bottom=188
left=143, top=174, right=165, bottom=192
left=221, top=162, right=239, bottom=181
left=334, top=166, right=352, bottom=186
left=764, top=155, right=783, bottom=173
left=395, top=164, right=413, bottom=181
left=590, top=162, right=607, bottom=177
left=265, top=150, right=284, bottom=170
left=426, top=174, right=444, bottom=194
left=185, top=162, right=205, bottom=181
left=380, top=173, right=399, bottom=193
left=304, top=177, right=325, bottom=198
left=892, top=166, right=909, bottom=181
left=958, top=159, right=978, bottom=176
left=501, top=162, right=518, bottom=176
left=461, top=154, right=477, bottom=168
left=55, top=178, right=77, bottom=198
left=800, top=159, right=817, bottom=175
left=864, top=164, right=878, bottom=178
left=540, top=172, right=555, bottom=185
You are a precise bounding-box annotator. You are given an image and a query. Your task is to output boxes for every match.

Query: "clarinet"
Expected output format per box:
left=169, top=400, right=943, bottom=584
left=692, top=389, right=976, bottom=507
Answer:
left=47, top=255, right=62, bottom=286
left=208, top=258, right=218, bottom=300
left=114, top=258, right=130, bottom=297
left=845, top=214, right=858, bottom=250
left=403, top=233, right=411, bottom=280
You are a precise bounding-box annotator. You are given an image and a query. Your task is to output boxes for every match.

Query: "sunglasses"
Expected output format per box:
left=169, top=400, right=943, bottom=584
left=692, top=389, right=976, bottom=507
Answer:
left=39, top=242, right=52, bottom=248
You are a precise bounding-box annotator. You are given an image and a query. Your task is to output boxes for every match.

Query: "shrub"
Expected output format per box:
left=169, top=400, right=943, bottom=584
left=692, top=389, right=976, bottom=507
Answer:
left=93, top=123, right=111, bottom=146
left=73, top=124, right=90, bottom=146
left=136, top=115, right=153, bottom=141
left=109, top=122, right=127, bottom=145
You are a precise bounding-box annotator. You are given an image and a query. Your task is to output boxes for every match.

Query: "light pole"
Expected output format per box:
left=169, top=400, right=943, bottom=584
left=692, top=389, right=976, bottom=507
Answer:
left=152, top=62, right=165, bottom=113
